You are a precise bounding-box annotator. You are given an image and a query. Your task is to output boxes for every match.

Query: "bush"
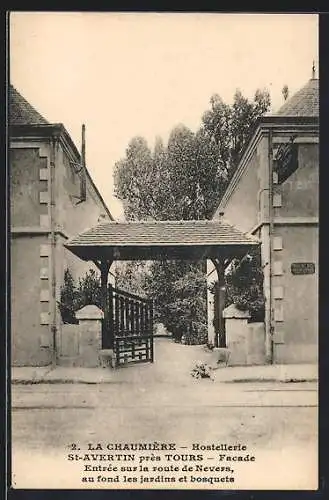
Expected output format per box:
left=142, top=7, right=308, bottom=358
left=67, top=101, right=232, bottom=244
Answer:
left=191, top=362, right=214, bottom=380
left=58, top=268, right=102, bottom=324
left=168, top=267, right=208, bottom=344
left=76, top=268, right=102, bottom=310
left=58, top=269, right=79, bottom=324
left=224, top=250, right=265, bottom=322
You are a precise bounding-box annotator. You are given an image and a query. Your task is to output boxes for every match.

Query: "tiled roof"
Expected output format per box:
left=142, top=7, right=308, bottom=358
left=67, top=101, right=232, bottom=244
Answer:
left=9, top=84, right=49, bottom=125
left=66, top=220, right=258, bottom=248
left=276, top=78, right=319, bottom=117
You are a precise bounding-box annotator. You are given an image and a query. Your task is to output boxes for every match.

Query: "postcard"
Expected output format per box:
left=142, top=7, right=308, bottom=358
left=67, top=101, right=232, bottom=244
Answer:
left=9, top=11, right=318, bottom=491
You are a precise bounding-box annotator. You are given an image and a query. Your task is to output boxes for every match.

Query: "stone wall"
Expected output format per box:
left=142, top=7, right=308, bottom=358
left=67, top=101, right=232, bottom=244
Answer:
left=223, top=304, right=266, bottom=366
left=10, top=135, right=112, bottom=367
left=58, top=305, right=103, bottom=368
left=11, top=235, right=53, bottom=366
left=271, top=143, right=318, bottom=364
left=10, top=147, right=49, bottom=227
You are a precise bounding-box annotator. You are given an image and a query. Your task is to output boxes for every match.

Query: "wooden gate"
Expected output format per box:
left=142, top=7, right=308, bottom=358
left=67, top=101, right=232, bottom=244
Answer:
left=107, top=285, right=154, bottom=366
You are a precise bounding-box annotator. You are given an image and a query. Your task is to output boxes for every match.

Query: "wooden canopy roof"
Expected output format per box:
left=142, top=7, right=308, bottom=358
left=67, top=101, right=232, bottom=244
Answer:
left=64, top=220, right=259, bottom=262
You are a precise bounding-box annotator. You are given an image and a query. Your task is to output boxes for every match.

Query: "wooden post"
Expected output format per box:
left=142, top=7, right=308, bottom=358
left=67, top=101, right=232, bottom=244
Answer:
left=114, top=291, right=119, bottom=337
left=100, top=260, right=112, bottom=348
left=150, top=299, right=154, bottom=363
left=108, top=284, right=114, bottom=347
left=211, top=258, right=226, bottom=348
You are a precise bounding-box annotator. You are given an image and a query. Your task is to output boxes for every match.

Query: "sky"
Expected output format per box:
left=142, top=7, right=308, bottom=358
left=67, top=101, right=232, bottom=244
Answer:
left=9, top=12, right=318, bottom=220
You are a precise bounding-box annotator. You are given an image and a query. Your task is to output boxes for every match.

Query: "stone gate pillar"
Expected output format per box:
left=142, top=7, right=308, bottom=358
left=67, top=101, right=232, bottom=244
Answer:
left=222, top=304, right=251, bottom=366
left=75, top=305, right=103, bottom=367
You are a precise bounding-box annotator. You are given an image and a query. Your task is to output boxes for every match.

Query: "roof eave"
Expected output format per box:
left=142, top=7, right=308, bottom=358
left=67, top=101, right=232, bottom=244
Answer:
left=65, top=240, right=259, bottom=249
left=64, top=240, right=259, bottom=263
left=260, top=115, right=319, bottom=126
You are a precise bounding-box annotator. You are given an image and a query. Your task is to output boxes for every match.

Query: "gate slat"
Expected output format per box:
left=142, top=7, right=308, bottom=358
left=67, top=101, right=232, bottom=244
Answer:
left=114, top=292, right=119, bottom=338
left=119, top=296, right=125, bottom=335
left=130, top=298, right=135, bottom=336
left=150, top=300, right=154, bottom=363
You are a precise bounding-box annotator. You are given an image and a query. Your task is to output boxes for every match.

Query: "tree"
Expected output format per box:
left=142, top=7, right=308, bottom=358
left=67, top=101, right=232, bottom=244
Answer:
left=144, top=260, right=191, bottom=332
left=114, top=124, right=230, bottom=222
left=58, top=268, right=79, bottom=324
left=58, top=268, right=102, bottom=324
left=115, top=88, right=271, bottom=222
left=231, top=88, right=270, bottom=170
left=201, top=94, right=231, bottom=178
left=113, top=137, right=156, bottom=220
left=113, top=125, right=228, bottom=338
left=113, top=87, right=271, bottom=339
left=201, top=88, right=271, bottom=179
left=169, top=266, right=208, bottom=344
left=114, top=261, right=150, bottom=298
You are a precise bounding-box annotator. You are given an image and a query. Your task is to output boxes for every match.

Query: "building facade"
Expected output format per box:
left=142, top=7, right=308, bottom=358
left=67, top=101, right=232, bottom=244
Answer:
left=207, top=78, right=319, bottom=364
left=10, top=85, right=113, bottom=366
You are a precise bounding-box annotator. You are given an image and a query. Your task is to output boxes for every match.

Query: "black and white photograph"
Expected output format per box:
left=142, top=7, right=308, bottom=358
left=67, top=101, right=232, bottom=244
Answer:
left=9, top=12, right=318, bottom=490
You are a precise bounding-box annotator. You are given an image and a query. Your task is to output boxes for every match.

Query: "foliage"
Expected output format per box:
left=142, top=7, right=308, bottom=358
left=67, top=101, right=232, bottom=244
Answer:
left=114, top=261, right=150, bottom=298
left=144, top=260, right=189, bottom=334
left=191, top=362, right=214, bottom=380
left=141, top=261, right=206, bottom=343
left=201, top=89, right=271, bottom=180
left=114, top=88, right=270, bottom=222
left=58, top=268, right=79, bottom=324
left=113, top=125, right=228, bottom=221
left=113, top=88, right=271, bottom=339
left=169, top=266, right=208, bottom=344
left=224, top=249, right=265, bottom=322
left=76, top=268, right=102, bottom=310
left=58, top=268, right=102, bottom=324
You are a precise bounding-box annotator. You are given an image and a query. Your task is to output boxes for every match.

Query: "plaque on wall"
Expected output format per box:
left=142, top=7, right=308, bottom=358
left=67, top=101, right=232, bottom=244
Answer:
left=291, top=262, right=315, bottom=275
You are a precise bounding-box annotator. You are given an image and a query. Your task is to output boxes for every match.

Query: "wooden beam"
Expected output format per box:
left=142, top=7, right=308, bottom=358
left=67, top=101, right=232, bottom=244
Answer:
left=210, top=257, right=226, bottom=347
left=99, top=260, right=113, bottom=349
left=92, top=260, right=102, bottom=271
left=210, top=258, right=225, bottom=286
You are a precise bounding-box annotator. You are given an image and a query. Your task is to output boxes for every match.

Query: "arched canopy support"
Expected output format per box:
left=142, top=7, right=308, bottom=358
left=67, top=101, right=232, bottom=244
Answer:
left=210, top=257, right=225, bottom=286
left=209, top=257, right=227, bottom=347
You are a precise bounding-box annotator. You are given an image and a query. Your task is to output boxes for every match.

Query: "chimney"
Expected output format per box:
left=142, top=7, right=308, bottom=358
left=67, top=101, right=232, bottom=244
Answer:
left=311, top=60, right=316, bottom=80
